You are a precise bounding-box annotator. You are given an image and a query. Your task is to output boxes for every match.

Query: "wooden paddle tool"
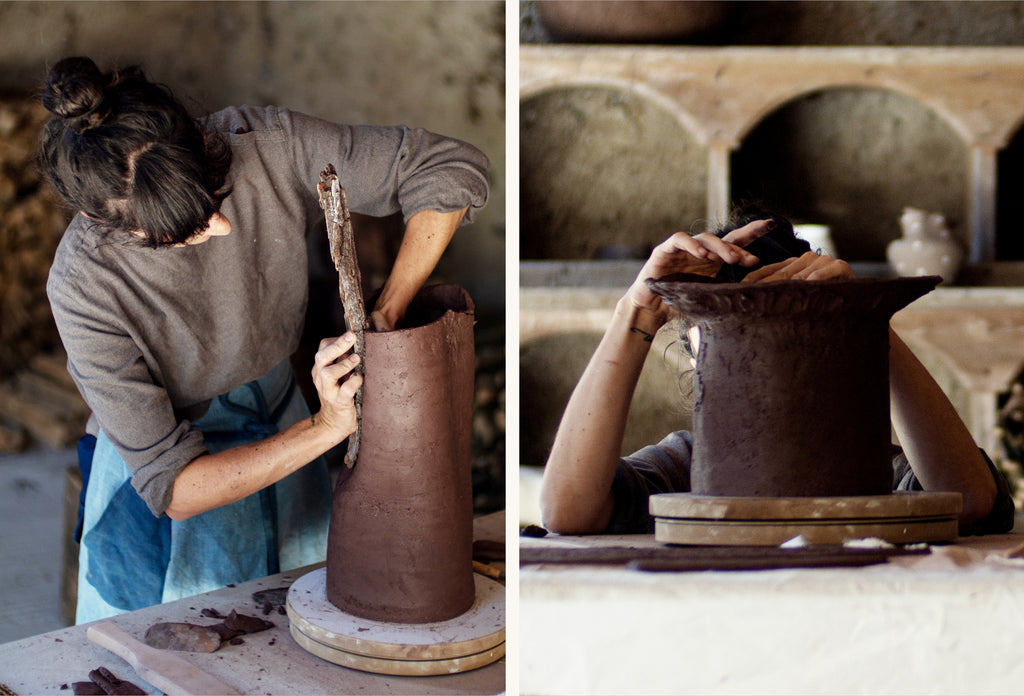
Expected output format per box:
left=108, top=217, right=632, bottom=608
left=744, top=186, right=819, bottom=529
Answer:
left=86, top=622, right=240, bottom=696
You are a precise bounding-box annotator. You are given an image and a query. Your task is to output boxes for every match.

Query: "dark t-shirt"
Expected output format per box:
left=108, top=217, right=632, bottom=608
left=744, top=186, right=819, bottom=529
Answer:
left=608, top=430, right=1016, bottom=536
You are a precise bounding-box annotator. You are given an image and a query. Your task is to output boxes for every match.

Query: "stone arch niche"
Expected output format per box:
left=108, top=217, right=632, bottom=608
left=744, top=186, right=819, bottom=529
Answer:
left=997, top=118, right=1024, bottom=260
left=520, top=83, right=707, bottom=259
left=521, top=46, right=1024, bottom=266
left=731, top=86, right=967, bottom=262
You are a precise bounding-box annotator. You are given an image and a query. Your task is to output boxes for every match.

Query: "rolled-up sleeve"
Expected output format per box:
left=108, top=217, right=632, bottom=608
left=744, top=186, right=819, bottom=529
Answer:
left=48, top=256, right=206, bottom=517
left=608, top=431, right=694, bottom=534
left=893, top=447, right=1016, bottom=536
left=282, top=108, right=490, bottom=225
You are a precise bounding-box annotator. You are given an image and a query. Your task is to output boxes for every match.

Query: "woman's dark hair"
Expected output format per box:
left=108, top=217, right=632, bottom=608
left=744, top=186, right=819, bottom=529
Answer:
left=673, top=204, right=814, bottom=361
left=38, top=56, right=232, bottom=247
left=712, top=204, right=811, bottom=282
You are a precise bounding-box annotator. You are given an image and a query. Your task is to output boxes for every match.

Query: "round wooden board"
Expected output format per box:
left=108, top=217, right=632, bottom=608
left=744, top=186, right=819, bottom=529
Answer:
left=652, top=491, right=962, bottom=546
left=655, top=516, right=959, bottom=546
left=288, top=621, right=505, bottom=676
left=286, top=568, right=505, bottom=664
left=650, top=491, right=962, bottom=521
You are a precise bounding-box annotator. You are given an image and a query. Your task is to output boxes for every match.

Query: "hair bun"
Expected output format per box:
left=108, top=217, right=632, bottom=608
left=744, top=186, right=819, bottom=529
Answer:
left=42, top=56, right=106, bottom=119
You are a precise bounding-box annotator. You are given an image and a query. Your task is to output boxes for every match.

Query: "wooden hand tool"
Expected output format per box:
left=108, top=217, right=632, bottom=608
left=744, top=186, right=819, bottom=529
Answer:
left=86, top=622, right=240, bottom=696
left=317, top=163, right=367, bottom=468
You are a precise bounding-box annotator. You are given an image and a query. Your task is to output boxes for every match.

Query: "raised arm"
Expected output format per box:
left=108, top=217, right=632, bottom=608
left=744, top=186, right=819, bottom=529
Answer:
left=540, top=222, right=770, bottom=534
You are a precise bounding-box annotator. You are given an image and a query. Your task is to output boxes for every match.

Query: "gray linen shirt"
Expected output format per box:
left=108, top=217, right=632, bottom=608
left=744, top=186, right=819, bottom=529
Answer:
left=47, top=106, right=490, bottom=516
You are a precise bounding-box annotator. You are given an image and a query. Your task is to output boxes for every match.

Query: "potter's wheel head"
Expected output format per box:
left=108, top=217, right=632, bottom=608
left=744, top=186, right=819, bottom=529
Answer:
left=645, top=274, right=940, bottom=320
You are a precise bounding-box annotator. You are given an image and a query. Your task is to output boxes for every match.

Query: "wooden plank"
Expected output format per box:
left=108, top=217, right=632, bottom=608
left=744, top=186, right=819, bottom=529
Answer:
left=0, top=385, right=79, bottom=448
left=28, top=352, right=78, bottom=393
left=519, top=544, right=930, bottom=570
left=15, top=371, right=89, bottom=420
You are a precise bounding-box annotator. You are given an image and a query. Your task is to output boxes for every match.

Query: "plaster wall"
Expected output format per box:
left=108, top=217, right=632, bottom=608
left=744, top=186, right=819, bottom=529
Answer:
left=520, top=1, right=1024, bottom=263
left=0, top=0, right=505, bottom=318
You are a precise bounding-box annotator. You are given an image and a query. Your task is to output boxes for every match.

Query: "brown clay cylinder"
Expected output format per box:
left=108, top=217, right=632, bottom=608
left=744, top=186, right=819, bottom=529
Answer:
left=646, top=275, right=939, bottom=498
left=326, top=285, right=476, bottom=623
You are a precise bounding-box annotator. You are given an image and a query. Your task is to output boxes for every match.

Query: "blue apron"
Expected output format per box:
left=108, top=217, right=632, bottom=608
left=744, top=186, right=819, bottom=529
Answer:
left=75, top=360, right=331, bottom=624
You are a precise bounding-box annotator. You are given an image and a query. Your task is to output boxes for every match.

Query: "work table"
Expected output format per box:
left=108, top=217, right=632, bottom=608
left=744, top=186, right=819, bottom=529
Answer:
left=520, top=519, right=1024, bottom=695
left=0, top=513, right=505, bottom=695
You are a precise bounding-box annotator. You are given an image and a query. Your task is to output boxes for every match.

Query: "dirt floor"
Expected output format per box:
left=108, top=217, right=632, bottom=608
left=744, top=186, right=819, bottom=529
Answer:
left=0, top=446, right=74, bottom=644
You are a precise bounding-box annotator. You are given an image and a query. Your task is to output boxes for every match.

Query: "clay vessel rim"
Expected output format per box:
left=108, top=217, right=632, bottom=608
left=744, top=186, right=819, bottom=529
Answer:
left=369, top=284, right=474, bottom=336
left=370, top=307, right=465, bottom=337
left=646, top=273, right=942, bottom=293
left=646, top=273, right=940, bottom=319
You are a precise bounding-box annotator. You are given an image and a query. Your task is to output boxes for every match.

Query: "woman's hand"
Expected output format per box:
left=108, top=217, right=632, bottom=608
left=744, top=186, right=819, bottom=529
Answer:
left=626, top=219, right=773, bottom=325
left=168, top=332, right=363, bottom=521
left=368, top=310, right=394, bottom=332
left=370, top=206, right=469, bottom=333
left=742, top=251, right=854, bottom=283
left=310, top=333, right=363, bottom=441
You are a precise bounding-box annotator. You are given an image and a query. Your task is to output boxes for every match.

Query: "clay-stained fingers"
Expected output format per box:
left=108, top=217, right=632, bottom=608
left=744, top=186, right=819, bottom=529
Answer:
left=369, top=310, right=394, bottom=332
left=690, top=231, right=760, bottom=267
left=742, top=252, right=855, bottom=283
left=327, top=368, right=363, bottom=400
left=312, top=334, right=363, bottom=398
left=314, top=333, right=357, bottom=370
left=719, top=219, right=776, bottom=253
left=648, top=227, right=758, bottom=273
left=318, top=351, right=361, bottom=385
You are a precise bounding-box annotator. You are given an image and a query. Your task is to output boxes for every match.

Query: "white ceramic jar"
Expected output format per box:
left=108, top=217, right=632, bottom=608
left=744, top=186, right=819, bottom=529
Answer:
left=886, top=207, right=963, bottom=283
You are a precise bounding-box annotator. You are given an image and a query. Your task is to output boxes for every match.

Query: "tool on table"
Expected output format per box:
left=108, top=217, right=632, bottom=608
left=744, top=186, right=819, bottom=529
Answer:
left=472, top=560, right=505, bottom=582
left=86, top=622, right=240, bottom=696
left=317, top=163, right=367, bottom=468
left=74, top=666, right=145, bottom=695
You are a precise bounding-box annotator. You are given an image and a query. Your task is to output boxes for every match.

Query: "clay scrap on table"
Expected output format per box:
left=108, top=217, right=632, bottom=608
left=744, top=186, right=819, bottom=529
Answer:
left=70, top=667, right=144, bottom=695
left=144, top=610, right=274, bottom=653
left=252, top=586, right=289, bottom=616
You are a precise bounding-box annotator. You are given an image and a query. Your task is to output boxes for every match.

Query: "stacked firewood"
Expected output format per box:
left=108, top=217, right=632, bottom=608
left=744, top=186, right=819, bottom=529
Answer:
left=998, top=380, right=1024, bottom=510
left=472, top=322, right=505, bottom=514
left=0, top=97, right=70, bottom=376
left=0, top=96, right=82, bottom=452
left=0, top=349, right=89, bottom=453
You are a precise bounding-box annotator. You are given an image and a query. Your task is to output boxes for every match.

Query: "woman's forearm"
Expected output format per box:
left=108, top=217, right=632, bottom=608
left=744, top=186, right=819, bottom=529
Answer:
left=888, top=328, right=996, bottom=523
left=372, top=206, right=468, bottom=330
left=540, top=298, right=664, bottom=534
left=165, top=413, right=350, bottom=521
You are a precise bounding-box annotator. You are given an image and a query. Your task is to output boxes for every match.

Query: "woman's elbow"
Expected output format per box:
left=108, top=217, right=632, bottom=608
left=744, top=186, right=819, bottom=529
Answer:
left=164, top=504, right=194, bottom=522
left=958, top=475, right=998, bottom=526
left=539, top=485, right=607, bottom=535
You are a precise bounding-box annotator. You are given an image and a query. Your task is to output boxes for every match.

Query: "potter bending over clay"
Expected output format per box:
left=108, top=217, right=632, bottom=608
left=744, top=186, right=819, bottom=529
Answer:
left=540, top=210, right=1015, bottom=537
left=40, top=57, right=489, bottom=622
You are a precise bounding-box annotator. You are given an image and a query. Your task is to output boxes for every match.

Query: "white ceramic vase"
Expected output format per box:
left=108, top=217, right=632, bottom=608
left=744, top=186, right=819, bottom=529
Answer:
left=886, top=207, right=963, bottom=283
left=794, top=224, right=838, bottom=258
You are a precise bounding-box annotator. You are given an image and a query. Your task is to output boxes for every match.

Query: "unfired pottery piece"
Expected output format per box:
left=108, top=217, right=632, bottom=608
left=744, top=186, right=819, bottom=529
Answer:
left=326, top=285, right=476, bottom=624
left=646, top=275, right=939, bottom=498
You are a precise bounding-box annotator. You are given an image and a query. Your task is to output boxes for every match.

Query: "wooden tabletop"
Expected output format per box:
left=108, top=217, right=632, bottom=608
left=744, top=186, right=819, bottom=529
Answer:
left=0, top=512, right=505, bottom=696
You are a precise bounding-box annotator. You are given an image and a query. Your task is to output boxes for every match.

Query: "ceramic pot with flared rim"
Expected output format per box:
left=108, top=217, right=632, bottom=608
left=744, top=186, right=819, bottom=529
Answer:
left=646, top=275, right=939, bottom=498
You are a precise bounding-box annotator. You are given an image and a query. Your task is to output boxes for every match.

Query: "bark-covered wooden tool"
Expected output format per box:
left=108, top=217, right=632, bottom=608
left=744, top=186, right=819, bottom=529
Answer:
left=318, top=164, right=366, bottom=468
